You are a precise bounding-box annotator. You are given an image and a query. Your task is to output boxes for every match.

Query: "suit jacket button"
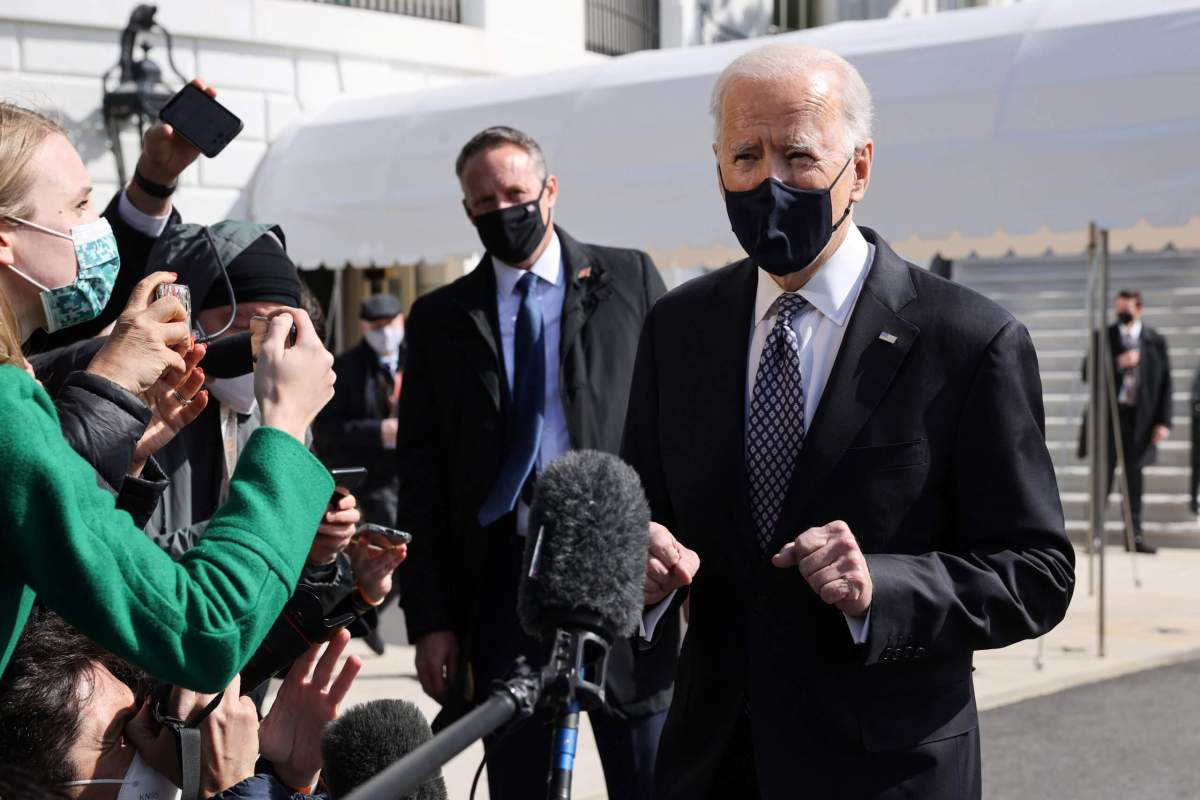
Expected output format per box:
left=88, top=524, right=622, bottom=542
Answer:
left=904, top=646, right=914, bottom=660
left=915, top=647, right=926, bottom=659
left=880, top=648, right=892, bottom=661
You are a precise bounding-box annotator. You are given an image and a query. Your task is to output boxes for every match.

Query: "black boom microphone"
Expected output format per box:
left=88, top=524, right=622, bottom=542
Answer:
left=518, top=450, right=649, bottom=800
left=342, top=451, right=650, bottom=800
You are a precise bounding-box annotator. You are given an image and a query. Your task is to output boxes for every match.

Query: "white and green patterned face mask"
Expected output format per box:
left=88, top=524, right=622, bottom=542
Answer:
left=7, top=216, right=121, bottom=332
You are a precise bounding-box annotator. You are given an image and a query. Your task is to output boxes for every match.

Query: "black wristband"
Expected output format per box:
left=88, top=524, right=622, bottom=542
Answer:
left=133, top=169, right=177, bottom=199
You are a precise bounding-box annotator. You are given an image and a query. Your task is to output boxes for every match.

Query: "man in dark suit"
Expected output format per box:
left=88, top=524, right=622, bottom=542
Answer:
left=397, top=126, right=674, bottom=800
left=315, top=293, right=406, bottom=527
left=1090, top=289, right=1172, bottom=553
left=625, top=43, right=1075, bottom=799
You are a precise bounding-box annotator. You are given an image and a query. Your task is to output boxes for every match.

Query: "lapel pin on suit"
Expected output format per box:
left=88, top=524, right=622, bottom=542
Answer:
left=879, top=332, right=898, bottom=344
left=577, top=266, right=592, bottom=281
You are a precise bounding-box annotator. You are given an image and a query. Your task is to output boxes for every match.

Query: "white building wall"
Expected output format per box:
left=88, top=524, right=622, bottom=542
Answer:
left=0, top=0, right=602, bottom=225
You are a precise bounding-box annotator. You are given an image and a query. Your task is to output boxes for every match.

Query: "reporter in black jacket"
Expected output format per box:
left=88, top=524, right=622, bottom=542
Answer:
left=314, top=294, right=407, bottom=526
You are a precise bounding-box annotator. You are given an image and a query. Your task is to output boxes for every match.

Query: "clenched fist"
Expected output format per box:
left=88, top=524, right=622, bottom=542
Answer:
left=772, top=520, right=873, bottom=618
left=644, top=522, right=700, bottom=606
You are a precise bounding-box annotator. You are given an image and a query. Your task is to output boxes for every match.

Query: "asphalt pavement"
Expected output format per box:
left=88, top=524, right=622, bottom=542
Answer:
left=981, top=657, right=1200, bottom=799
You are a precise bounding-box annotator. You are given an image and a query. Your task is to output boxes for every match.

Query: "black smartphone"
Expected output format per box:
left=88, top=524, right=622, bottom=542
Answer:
left=355, top=524, right=412, bottom=546
left=329, top=466, right=368, bottom=504
left=158, top=83, right=243, bottom=158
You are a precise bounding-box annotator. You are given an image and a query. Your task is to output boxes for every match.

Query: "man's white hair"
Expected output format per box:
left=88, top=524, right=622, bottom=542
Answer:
left=710, top=43, right=874, bottom=157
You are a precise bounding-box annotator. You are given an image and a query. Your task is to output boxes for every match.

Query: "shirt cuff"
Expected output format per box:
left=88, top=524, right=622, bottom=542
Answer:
left=639, top=589, right=678, bottom=642
left=118, top=189, right=172, bottom=238
left=844, top=608, right=871, bottom=645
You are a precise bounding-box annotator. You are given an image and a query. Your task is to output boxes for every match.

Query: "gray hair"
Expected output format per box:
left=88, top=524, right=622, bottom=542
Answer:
left=710, top=43, right=874, bottom=157
left=455, top=125, right=548, bottom=181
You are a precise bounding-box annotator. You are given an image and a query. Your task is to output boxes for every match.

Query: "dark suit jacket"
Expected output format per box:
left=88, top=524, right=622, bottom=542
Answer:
left=313, top=339, right=404, bottom=524
left=397, top=226, right=676, bottom=718
left=623, top=228, right=1075, bottom=798
left=1078, top=323, right=1172, bottom=464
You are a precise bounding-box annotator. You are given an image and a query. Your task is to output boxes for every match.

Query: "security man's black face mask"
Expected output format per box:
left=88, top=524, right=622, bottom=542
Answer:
left=470, top=181, right=549, bottom=266
left=1117, top=311, right=1135, bottom=326
left=721, top=155, right=854, bottom=276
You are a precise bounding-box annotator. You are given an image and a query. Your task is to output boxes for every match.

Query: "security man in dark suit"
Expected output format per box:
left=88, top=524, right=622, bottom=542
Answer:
left=314, top=293, right=406, bottom=527
left=626, top=43, right=1075, bottom=799
left=397, top=126, right=674, bottom=800
left=1093, top=289, right=1172, bottom=553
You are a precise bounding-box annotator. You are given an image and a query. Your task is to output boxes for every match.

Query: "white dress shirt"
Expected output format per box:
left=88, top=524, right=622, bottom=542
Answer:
left=117, top=190, right=172, bottom=238
left=1117, top=318, right=1143, bottom=406
left=492, top=231, right=572, bottom=534
left=642, top=223, right=876, bottom=643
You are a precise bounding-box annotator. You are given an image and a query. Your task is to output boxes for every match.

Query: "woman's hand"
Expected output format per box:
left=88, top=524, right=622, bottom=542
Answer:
left=125, top=674, right=259, bottom=796
left=348, top=536, right=408, bottom=604
left=256, top=308, right=335, bottom=443
left=259, top=629, right=361, bottom=791
left=308, top=491, right=361, bottom=566
left=87, top=272, right=191, bottom=400
left=130, top=343, right=210, bottom=476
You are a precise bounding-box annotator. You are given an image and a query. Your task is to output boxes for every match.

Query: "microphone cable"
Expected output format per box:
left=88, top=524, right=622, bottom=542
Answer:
left=469, top=753, right=487, bottom=800
left=193, top=226, right=236, bottom=344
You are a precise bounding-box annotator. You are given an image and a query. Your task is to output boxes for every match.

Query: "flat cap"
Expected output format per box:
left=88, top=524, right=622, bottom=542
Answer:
left=360, top=293, right=403, bottom=321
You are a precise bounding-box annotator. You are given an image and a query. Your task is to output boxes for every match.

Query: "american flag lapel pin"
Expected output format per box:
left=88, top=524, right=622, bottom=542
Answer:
left=577, top=266, right=592, bottom=280
left=878, top=331, right=898, bottom=344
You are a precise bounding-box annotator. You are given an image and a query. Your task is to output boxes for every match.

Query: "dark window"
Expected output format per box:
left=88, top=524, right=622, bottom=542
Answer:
left=297, top=0, right=461, bottom=23
left=586, top=0, right=661, bottom=56
left=774, top=0, right=814, bottom=30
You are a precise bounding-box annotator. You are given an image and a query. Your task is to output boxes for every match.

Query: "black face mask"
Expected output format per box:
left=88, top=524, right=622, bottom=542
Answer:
left=1117, top=312, right=1135, bottom=325
left=722, top=156, right=854, bottom=276
left=470, top=182, right=549, bottom=265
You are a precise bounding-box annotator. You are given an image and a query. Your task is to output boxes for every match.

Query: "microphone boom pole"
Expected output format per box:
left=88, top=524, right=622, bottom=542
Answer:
left=341, top=664, right=540, bottom=800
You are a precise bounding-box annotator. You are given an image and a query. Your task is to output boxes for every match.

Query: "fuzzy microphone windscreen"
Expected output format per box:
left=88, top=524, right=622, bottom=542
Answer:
left=518, top=450, right=650, bottom=641
left=321, top=699, right=448, bottom=800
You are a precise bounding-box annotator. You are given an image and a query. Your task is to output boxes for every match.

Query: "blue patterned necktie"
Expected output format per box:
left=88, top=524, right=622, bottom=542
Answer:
left=478, top=271, right=545, bottom=527
left=746, top=293, right=809, bottom=552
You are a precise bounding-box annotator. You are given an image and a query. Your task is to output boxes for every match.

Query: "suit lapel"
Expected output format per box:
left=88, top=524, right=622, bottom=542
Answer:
left=451, top=257, right=505, bottom=412
left=558, top=227, right=604, bottom=370
left=705, top=260, right=763, bottom=571
left=770, top=231, right=921, bottom=551
left=557, top=228, right=609, bottom=446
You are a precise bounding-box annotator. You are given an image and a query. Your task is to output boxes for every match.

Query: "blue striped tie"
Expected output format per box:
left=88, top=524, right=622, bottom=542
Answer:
left=478, top=271, right=545, bottom=526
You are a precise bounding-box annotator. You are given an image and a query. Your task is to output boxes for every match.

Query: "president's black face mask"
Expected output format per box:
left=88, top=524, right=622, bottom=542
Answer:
left=471, top=182, right=549, bottom=265
left=1117, top=312, right=1135, bottom=325
left=722, top=155, right=854, bottom=276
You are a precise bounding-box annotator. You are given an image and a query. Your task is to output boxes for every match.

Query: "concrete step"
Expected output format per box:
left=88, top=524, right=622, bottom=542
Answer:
left=1064, top=519, right=1200, bottom=548
left=1039, top=369, right=1196, bottom=395
left=1042, top=392, right=1195, bottom=424
left=1044, top=416, right=1191, bottom=443
left=1061, top=492, right=1200, bottom=524
left=1053, top=465, right=1192, bottom=494
left=963, top=276, right=1200, bottom=294
left=1035, top=348, right=1200, bottom=372
left=1030, top=328, right=1200, bottom=351
left=981, top=285, right=1200, bottom=312
left=1006, top=308, right=1200, bottom=331
left=956, top=261, right=1200, bottom=283
left=1048, top=439, right=1191, bottom=468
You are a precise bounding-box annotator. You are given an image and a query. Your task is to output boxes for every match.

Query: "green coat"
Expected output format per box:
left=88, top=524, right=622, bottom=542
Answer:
left=0, top=364, right=333, bottom=691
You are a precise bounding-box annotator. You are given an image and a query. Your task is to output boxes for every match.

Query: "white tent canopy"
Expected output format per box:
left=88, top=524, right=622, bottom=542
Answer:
left=247, top=0, right=1200, bottom=269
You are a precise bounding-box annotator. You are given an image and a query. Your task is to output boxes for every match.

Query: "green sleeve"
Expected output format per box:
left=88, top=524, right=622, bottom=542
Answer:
left=1, top=367, right=333, bottom=691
